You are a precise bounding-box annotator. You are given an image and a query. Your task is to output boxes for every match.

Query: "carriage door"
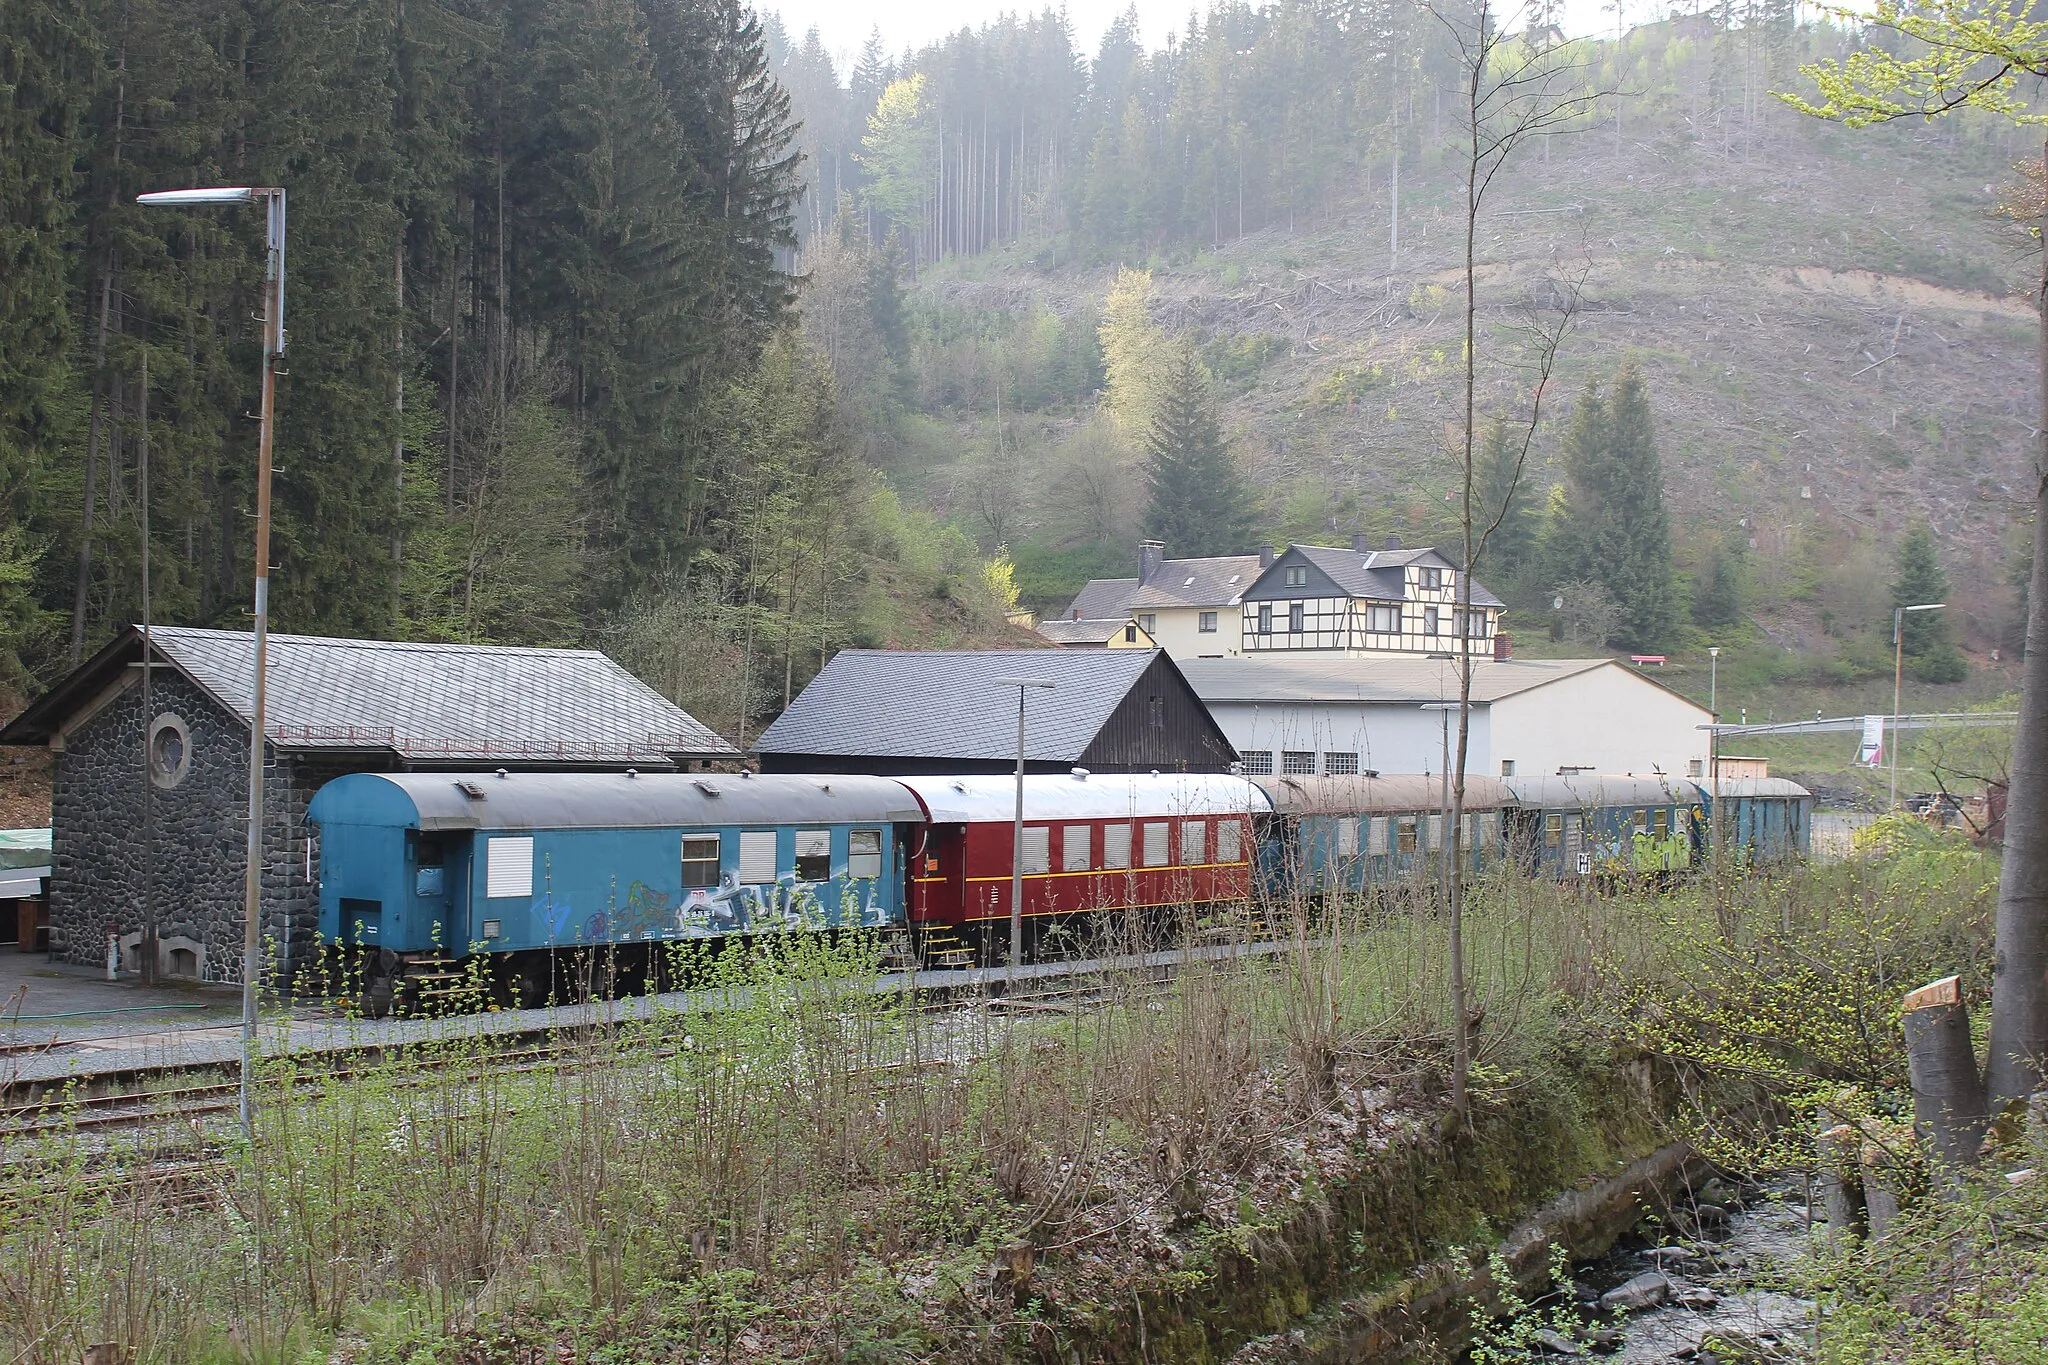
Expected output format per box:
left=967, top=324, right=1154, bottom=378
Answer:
left=410, top=834, right=454, bottom=954
left=915, top=825, right=968, bottom=925
left=1563, top=813, right=1587, bottom=877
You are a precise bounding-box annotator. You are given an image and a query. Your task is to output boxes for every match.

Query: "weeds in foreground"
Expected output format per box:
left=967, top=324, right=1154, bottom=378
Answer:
left=0, top=854, right=1998, bottom=1364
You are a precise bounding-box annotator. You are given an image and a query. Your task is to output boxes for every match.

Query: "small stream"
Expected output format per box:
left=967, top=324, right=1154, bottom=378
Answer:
left=1557, top=1176, right=1817, bottom=1363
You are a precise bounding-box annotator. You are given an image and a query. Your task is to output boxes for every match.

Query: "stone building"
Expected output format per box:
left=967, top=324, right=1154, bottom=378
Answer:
left=0, top=626, right=734, bottom=984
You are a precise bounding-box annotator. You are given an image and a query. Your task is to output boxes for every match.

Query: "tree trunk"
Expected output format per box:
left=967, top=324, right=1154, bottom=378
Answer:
left=1904, top=975, right=1989, bottom=1168
left=1986, top=138, right=2048, bottom=1111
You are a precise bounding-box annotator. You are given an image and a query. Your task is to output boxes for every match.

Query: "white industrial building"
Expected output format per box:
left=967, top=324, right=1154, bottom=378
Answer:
left=1177, top=656, right=1713, bottom=781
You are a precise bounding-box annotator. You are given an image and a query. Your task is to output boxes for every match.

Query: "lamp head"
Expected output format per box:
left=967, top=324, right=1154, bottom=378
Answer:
left=137, top=187, right=259, bottom=206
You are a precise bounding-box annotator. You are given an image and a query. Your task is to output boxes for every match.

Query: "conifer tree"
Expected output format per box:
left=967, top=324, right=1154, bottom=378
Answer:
left=1551, top=362, right=1676, bottom=649
left=1474, top=419, right=1539, bottom=592
left=1894, top=522, right=1968, bottom=683
left=1141, top=343, right=1252, bottom=557
left=1692, top=540, right=1746, bottom=630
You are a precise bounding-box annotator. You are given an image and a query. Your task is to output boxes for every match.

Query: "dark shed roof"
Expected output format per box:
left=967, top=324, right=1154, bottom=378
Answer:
left=754, top=648, right=1237, bottom=772
left=1, top=625, right=736, bottom=765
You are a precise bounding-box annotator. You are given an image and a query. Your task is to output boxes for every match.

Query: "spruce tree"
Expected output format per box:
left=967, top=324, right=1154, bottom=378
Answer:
left=1692, top=541, right=1745, bottom=630
left=1474, top=419, right=1539, bottom=592
left=1141, top=343, right=1253, bottom=557
left=1894, top=522, right=1968, bottom=683
left=1551, top=363, right=1676, bottom=649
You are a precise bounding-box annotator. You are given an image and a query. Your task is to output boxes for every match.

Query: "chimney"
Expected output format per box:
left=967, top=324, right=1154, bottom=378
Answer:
left=1493, top=631, right=1512, bottom=663
left=1351, top=533, right=1371, bottom=553
left=1259, top=545, right=1276, bottom=570
left=1139, top=539, right=1165, bottom=584
left=1384, top=534, right=1401, bottom=551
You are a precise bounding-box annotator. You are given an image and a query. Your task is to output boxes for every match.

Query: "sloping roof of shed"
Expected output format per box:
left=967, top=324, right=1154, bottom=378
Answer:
left=755, top=648, right=1175, bottom=763
left=1178, top=656, right=1613, bottom=705
left=0, top=625, right=736, bottom=763
left=310, top=770, right=920, bottom=832
left=1036, top=619, right=1133, bottom=646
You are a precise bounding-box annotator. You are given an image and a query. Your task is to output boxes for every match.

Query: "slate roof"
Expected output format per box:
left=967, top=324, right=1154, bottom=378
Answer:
left=1061, top=577, right=1139, bottom=621
left=1176, top=655, right=1617, bottom=705
left=1251, top=544, right=1507, bottom=609
left=1125, top=554, right=1267, bottom=610
left=755, top=648, right=1171, bottom=763
left=0, top=625, right=736, bottom=764
left=1036, top=619, right=1137, bottom=646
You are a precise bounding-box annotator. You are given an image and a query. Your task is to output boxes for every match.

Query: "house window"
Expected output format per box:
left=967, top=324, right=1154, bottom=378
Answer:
left=1062, top=825, right=1092, bottom=871
left=1181, top=820, right=1206, bottom=864
left=1499, top=760, right=1515, bottom=778
left=1137, top=613, right=1156, bottom=633
left=1257, top=604, right=1273, bottom=635
left=1148, top=695, right=1164, bottom=729
left=1022, top=825, right=1051, bottom=874
left=148, top=714, right=192, bottom=789
left=1141, top=822, right=1170, bottom=866
left=1283, top=750, right=1316, bottom=775
left=1325, top=752, right=1359, bottom=775
left=1124, top=623, right=1138, bottom=643
left=1419, top=567, right=1444, bottom=591
left=1217, top=819, right=1243, bottom=863
left=848, top=829, right=883, bottom=879
left=1103, top=823, right=1132, bottom=868
left=1198, top=611, right=1217, bottom=633
left=738, top=831, right=778, bottom=883
left=1241, top=750, right=1274, bottom=775
left=1424, top=605, right=1441, bottom=635
left=1366, top=604, right=1400, bottom=634
left=795, top=829, right=831, bottom=882
left=1288, top=603, right=1305, bottom=633
left=1463, top=610, right=1490, bottom=638
left=1285, top=565, right=1307, bottom=586
left=682, top=834, right=722, bottom=887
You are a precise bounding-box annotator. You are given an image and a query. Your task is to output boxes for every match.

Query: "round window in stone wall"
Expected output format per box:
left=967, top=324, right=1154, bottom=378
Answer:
left=148, top=713, right=191, bottom=789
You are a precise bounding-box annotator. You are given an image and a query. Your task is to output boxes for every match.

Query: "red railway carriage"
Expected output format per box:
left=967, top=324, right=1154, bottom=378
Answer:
left=894, top=772, right=1274, bottom=927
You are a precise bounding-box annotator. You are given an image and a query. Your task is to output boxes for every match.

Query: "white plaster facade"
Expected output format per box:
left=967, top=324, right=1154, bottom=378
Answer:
left=1180, top=657, right=1711, bottom=781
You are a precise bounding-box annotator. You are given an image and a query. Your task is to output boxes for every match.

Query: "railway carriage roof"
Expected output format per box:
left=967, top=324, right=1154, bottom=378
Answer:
left=1251, top=774, right=1513, bottom=814
left=308, top=771, right=925, bottom=832
left=895, top=772, right=1271, bottom=824
left=1695, top=778, right=1813, bottom=800
left=1502, top=775, right=1697, bottom=808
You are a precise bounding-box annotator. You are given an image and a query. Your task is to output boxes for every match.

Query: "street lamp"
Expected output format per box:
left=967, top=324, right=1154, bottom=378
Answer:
left=992, top=678, right=1055, bottom=983
left=1891, top=602, right=1945, bottom=811
left=1421, top=701, right=1457, bottom=897
left=138, top=186, right=286, bottom=1138
left=1706, top=647, right=1721, bottom=881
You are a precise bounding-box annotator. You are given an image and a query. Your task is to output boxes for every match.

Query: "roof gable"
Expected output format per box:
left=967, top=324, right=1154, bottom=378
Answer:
left=1240, top=546, right=1356, bottom=601
left=0, top=626, right=736, bottom=763
left=754, top=648, right=1233, bottom=765
left=1242, top=543, right=1504, bottom=609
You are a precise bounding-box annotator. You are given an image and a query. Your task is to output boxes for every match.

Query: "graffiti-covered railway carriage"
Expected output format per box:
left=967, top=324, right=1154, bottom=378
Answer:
left=307, top=770, right=922, bottom=1007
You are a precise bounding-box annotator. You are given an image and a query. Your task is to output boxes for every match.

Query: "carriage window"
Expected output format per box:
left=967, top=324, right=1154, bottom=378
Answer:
left=1103, top=823, right=1132, bottom=869
left=1241, top=751, right=1274, bottom=775
left=682, top=835, right=722, bottom=888
left=1336, top=817, right=1360, bottom=857
left=1427, top=813, right=1443, bottom=851
left=1545, top=813, right=1563, bottom=847
left=738, top=831, right=778, bottom=884
left=1632, top=808, right=1648, bottom=835
left=1368, top=816, right=1388, bottom=855
left=1022, top=826, right=1051, bottom=875
left=795, top=829, right=832, bottom=881
left=1396, top=817, right=1419, bottom=854
left=1216, top=819, right=1242, bottom=863
left=1062, top=825, right=1092, bottom=871
left=1181, top=820, right=1206, bottom=864
left=485, top=836, right=534, bottom=899
left=1652, top=809, right=1670, bottom=839
left=1142, top=822, right=1170, bottom=866
left=848, top=829, right=883, bottom=879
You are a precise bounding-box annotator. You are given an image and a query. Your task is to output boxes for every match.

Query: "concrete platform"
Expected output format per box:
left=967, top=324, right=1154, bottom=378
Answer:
left=0, top=937, right=1289, bottom=1094
left=0, top=949, right=241, bottom=1041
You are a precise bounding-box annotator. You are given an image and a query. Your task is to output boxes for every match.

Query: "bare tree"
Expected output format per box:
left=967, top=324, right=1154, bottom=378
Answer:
left=1429, top=0, right=1606, bottom=1123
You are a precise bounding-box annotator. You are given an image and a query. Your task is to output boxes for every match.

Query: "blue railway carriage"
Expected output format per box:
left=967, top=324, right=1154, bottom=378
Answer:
left=307, top=770, right=923, bottom=1007
left=1691, top=777, right=1813, bottom=865
left=1251, top=774, right=1512, bottom=898
left=1502, top=774, right=1699, bottom=881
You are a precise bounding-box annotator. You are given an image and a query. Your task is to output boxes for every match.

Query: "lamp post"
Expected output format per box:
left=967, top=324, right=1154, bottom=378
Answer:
left=1707, top=647, right=1721, bottom=883
left=993, top=678, right=1055, bottom=984
left=1891, top=602, right=1945, bottom=811
left=1421, top=701, right=1456, bottom=900
left=138, top=186, right=285, bottom=1138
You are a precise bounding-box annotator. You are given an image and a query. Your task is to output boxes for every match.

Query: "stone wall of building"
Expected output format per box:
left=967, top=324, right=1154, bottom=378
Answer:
left=48, top=669, right=378, bottom=986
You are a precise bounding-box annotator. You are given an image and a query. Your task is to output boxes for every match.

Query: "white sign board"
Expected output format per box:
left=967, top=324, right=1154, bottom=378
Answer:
left=1858, top=714, right=1886, bottom=767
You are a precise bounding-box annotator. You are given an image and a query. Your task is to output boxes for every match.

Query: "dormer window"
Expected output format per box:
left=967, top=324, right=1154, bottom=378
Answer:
left=1284, top=566, right=1307, bottom=587
left=1419, top=567, right=1445, bottom=591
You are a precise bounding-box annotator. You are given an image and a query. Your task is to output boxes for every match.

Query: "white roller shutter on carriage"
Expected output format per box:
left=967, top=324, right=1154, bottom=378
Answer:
left=1141, top=822, right=1170, bottom=866
left=739, top=831, right=779, bottom=884
left=1022, top=826, right=1051, bottom=874
left=486, top=836, right=534, bottom=899
left=1216, top=818, right=1242, bottom=864
left=1181, top=820, right=1205, bottom=865
left=1103, top=823, right=1132, bottom=869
